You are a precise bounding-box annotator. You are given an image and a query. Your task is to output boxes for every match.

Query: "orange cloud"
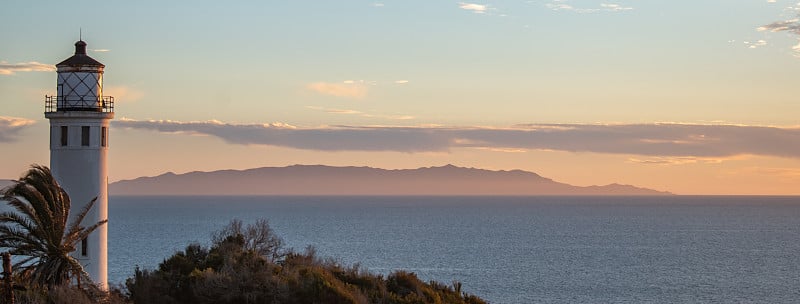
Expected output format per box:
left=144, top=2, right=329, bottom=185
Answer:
left=627, top=156, right=747, bottom=166
left=0, top=116, right=36, bottom=142
left=306, top=82, right=368, bottom=99
left=459, top=3, right=487, bottom=13
left=0, top=61, right=55, bottom=75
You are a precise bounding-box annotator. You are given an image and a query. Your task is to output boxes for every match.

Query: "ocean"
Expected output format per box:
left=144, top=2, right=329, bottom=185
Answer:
left=105, top=196, right=798, bottom=303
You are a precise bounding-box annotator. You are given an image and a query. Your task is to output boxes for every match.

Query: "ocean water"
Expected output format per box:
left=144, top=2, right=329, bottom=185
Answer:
left=102, top=196, right=799, bottom=303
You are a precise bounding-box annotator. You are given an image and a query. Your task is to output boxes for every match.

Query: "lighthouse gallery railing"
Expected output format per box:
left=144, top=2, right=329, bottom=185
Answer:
left=45, top=95, right=114, bottom=113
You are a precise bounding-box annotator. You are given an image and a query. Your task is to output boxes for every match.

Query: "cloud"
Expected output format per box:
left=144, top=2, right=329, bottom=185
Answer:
left=600, top=3, right=633, bottom=11
left=743, top=40, right=768, bottom=49
left=459, top=3, right=487, bottom=13
left=307, top=106, right=363, bottom=115
left=759, top=3, right=800, bottom=56
left=544, top=1, right=632, bottom=13
left=306, top=82, right=368, bottom=99
left=627, top=156, right=733, bottom=165
left=0, top=61, right=55, bottom=75
left=115, top=119, right=446, bottom=152
left=545, top=2, right=573, bottom=11
left=91, top=49, right=111, bottom=52
left=343, top=79, right=378, bottom=86
left=305, top=106, right=414, bottom=120
left=0, top=116, right=36, bottom=142
left=114, top=120, right=800, bottom=158
left=758, top=18, right=800, bottom=34
left=476, top=147, right=529, bottom=153
left=371, top=3, right=384, bottom=7
left=394, top=80, right=410, bottom=84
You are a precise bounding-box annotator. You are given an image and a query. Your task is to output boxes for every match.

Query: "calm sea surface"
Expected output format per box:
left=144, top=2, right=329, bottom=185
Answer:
left=107, top=196, right=800, bottom=303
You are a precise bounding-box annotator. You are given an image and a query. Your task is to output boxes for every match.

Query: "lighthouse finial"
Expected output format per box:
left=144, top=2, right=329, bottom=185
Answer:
left=80, top=28, right=82, bottom=41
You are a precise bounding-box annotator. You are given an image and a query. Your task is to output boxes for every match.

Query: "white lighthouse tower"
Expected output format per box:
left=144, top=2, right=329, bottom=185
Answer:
left=45, top=40, right=113, bottom=288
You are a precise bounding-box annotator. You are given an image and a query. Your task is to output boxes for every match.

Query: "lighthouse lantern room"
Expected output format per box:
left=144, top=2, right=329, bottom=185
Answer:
left=45, top=39, right=114, bottom=288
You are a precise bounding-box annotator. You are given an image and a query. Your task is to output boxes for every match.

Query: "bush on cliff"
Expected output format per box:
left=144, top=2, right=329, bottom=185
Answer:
left=125, top=219, right=486, bottom=304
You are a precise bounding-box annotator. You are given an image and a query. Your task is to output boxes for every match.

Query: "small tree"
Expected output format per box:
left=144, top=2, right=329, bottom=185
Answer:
left=0, top=165, right=106, bottom=288
left=211, top=219, right=285, bottom=262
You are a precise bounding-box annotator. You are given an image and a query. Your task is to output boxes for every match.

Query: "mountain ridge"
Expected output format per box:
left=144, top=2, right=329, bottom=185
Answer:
left=110, top=164, right=671, bottom=196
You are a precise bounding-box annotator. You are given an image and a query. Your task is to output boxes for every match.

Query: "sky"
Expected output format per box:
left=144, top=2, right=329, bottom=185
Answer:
left=2, top=0, right=800, bottom=195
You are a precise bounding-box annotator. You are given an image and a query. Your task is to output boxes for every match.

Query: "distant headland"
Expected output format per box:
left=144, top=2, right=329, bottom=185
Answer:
left=108, top=164, right=671, bottom=196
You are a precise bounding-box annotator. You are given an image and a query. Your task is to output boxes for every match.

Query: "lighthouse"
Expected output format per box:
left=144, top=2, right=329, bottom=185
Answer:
left=45, top=40, right=113, bottom=288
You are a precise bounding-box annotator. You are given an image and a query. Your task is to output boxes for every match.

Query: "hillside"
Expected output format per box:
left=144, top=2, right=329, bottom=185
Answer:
left=110, top=164, right=670, bottom=196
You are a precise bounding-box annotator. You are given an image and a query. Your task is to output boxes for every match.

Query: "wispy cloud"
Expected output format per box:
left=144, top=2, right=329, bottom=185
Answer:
left=0, top=61, right=55, bottom=75
left=627, top=156, right=735, bottom=166
left=0, top=116, right=36, bottom=142
left=306, top=79, right=408, bottom=98
left=343, top=79, right=378, bottom=86
left=476, top=147, right=529, bottom=153
left=114, top=120, right=800, bottom=159
left=459, top=3, right=488, bottom=13
left=305, top=106, right=414, bottom=120
left=306, top=82, right=368, bottom=99
left=743, top=39, right=768, bottom=49
left=545, top=3, right=573, bottom=11
left=600, top=3, right=633, bottom=11
left=758, top=2, right=800, bottom=56
left=90, top=49, right=111, bottom=52
left=758, top=18, right=800, bottom=34
left=306, top=106, right=362, bottom=115
left=544, top=1, right=633, bottom=13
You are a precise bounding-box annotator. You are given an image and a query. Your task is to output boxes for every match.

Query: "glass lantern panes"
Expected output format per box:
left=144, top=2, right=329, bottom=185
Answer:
left=57, top=71, right=103, bottom=109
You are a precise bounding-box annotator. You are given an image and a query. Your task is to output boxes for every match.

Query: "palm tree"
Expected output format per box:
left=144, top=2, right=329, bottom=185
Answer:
left=0, top=164, right=106, bottom=288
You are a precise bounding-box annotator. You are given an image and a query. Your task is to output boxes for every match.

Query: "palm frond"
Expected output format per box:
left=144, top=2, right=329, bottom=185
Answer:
left=0, top=164, right=106, bottom=288
left=0, top=211, right=40, bottom=234
left=70, top=219, right=108, bottom=246
left=12, top=255, right=37, bottom=269
left=66, top=197, right=98, bottom=235
left=13, top=169, right=69, bottom=240
left=64, top=197, right=107, bottom=249
left=1, top=193, right=43, bottom=230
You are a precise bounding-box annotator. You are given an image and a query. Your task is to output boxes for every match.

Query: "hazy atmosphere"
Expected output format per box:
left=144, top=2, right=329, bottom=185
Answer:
left=3, top=0, right=800, bottom=194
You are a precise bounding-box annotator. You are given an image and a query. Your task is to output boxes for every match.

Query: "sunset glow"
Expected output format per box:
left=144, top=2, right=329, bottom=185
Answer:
left=2, top=1, right=800, bottom=194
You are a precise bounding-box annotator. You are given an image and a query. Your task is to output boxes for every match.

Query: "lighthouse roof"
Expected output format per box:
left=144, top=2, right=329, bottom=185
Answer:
left=56, top=40, right=105, bottom=68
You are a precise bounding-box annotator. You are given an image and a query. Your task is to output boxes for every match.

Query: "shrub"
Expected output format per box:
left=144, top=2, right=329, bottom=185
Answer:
left=125, top=219, right=487, bottom=304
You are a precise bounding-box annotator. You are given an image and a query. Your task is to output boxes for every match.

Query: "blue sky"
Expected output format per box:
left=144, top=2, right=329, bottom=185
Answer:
left=3, top=1, right=800, bottom=194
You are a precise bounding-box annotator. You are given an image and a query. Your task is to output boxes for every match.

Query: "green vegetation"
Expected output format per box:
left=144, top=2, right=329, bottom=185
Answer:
left=126, top=219, right=486, bottom=304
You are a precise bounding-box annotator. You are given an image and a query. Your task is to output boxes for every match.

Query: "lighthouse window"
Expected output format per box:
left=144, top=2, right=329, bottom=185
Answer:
left=60, top=126, right=68, bottom=146
left=81, top=238, right=88, bottom=256
left=81, top=126, right=90, bottom=146
left=101, top=127, right=108, bottom=147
